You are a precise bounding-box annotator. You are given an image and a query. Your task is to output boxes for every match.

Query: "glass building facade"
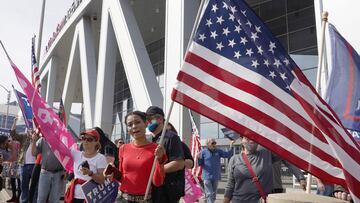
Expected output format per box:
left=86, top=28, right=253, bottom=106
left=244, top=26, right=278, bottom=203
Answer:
left=111, top=0, right=318, bottom=142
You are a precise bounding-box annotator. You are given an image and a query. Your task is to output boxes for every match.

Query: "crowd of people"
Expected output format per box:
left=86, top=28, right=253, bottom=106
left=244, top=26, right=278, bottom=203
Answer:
left=0, top=105, right=353, bottom=203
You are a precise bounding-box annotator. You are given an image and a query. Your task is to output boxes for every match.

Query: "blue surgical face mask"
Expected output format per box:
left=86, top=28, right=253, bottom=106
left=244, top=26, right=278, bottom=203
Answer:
left=147, top=120, right=158, bottom=132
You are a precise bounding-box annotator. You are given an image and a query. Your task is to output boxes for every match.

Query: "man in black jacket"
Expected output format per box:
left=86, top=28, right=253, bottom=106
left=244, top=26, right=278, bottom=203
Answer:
left=146, top=106, right=185, bottom=203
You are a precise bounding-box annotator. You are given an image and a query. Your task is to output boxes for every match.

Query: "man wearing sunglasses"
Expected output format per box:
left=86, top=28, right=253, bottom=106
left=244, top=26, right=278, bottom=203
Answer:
left=198, top=138, right=234, bottom=203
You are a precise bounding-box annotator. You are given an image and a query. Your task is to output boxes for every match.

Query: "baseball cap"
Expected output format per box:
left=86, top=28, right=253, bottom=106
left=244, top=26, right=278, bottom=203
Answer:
left=80, top=129, right=100, bottom=141
left=146, top=106, right=165, bottom=117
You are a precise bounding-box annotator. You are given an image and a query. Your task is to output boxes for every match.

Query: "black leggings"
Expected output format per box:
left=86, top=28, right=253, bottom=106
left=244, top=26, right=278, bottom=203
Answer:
left=10, top=177, right=21, bottom=199
left=73, top=198, right=85, bottom=203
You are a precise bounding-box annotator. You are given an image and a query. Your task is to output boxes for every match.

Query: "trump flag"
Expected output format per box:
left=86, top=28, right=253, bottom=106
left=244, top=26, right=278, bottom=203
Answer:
left=1, top=41, right=76, bottom=172
left=325, top=23, right=360, bottom=144
left=13, top=88, right=33, bottom=129
left=171, top=0, right=360, bottom=201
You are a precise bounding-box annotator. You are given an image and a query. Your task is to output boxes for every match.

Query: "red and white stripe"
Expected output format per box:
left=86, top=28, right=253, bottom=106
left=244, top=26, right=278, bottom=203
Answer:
left=31, top=36, right=41, bottom=93
left=172, top=42, right=360, bottom=202
left=189, top=111, right=202, bottom=180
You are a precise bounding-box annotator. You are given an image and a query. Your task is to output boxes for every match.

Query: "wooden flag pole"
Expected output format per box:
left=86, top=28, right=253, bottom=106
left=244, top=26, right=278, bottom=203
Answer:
left=306, top=11, right=328, bottom=194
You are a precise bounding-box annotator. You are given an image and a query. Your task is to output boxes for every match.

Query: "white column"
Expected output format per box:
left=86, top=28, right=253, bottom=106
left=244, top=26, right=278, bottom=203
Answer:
left=78, top=17, right=97, bottom=128
left=164, top=0, right=201, bottom=143
left=94, top=4, right=117, bottom=136
left=108, top=0, right=163, bottom=110
left=63, top=30, right=81, bottom=124
left=45, top=56, right=58, bottom=107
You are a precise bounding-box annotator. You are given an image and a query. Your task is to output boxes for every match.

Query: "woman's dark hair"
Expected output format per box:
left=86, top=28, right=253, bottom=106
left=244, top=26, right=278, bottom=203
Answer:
left=124, top=111, right=147, bottom=124
left=166, top=122, right=178, bottom=134
left=0, top=135, right=8, bottom=145
left=92, top=126, right=119, bottom=167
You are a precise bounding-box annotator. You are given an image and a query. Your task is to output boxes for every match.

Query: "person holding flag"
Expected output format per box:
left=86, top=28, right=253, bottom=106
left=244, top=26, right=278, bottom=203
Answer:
left=10, top=117, right=38, bottom=203
left=146, top=106, right=185, bottom=203
left=170, top=0, right=360, bottom=201
left=105, top=111, right=166, bottom=202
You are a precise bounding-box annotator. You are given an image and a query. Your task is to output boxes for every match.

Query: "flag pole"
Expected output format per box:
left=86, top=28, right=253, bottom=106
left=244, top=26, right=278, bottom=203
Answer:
left=315, top=11, right=328, bottom=96
left=36, top=0, right=46, bottom=66
left=0, top=41, right=13, bottom=62
left=306, top=11, right=328, bottom=194
left=144, top=101, right=174, bottom=199
left=143, top=0, right=208, bottom=200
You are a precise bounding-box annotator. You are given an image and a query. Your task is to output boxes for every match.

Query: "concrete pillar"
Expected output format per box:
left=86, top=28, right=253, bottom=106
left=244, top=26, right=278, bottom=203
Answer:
left=78, top=17, right=97, bottom=128
left=45, top=57, right=57, bottom=107
left=63, top=30, right=81, bottom=125
left=94, top=3, right=117, bottom=136
left=163, top=0, right=201, bottom=144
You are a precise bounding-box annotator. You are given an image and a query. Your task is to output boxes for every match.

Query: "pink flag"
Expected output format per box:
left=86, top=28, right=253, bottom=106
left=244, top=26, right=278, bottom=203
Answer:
left=2, top=44, right=76, bottom=171
left=183, top=169, right=203, bottom=203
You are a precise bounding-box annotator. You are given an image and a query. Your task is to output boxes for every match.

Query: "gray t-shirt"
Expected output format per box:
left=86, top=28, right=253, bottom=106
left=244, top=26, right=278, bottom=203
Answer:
left=36, top=137, right=64, bottom=172
left=224, top=149, right=279, bottom=203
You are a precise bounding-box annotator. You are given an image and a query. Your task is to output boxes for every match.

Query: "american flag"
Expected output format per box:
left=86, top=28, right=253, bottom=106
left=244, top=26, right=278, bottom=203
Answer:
left=31, top=36, right=41, bottom=92
left=171, top=0, right=360, bottom=201
left=189, top=110, right=202, bottom=180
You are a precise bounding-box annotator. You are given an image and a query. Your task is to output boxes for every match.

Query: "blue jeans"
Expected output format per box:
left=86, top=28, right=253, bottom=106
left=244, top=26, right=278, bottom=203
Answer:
left=317, top=184, right=334, bottom=196
left=37, top=170, right=64, bottom=203
left=20, top=164, right=37, bottom=203
left=204, top=179, right=218, bottom=203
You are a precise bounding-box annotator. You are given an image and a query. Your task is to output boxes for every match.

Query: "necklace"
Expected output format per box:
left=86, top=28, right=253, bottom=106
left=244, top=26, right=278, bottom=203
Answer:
left=132, top=143, right=148, bottom=159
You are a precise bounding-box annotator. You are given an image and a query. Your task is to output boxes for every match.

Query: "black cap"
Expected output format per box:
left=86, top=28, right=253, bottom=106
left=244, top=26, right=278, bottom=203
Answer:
left=146, top=106, right=165, bottom=117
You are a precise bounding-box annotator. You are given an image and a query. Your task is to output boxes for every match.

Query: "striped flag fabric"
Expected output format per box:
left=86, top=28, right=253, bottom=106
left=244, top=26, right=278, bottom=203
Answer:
left=189, top=111, right=202, bottom=180
left=31, top=36, right=41, bottom=92
left=171, top=0, right=360, bottom=201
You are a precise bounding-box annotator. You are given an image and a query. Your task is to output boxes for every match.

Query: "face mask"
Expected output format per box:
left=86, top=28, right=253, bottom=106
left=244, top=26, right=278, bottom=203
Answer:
left=244, top=143, right=258, bottom=153
left=147, top=120, right=158, bottom=132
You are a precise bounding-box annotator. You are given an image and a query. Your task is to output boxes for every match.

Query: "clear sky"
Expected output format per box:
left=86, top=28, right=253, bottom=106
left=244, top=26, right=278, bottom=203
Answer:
left=0, top=0, right=73, bottom=104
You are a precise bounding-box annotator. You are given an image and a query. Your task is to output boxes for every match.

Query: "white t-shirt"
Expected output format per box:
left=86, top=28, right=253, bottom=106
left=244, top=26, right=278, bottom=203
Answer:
left=24, top=145, right=36, bottom=164
left=71, top=150, right=107, bottom=199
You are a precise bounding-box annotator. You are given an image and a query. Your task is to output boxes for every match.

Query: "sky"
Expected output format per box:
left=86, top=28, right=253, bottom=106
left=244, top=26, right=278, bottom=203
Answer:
left=0, top=0, right=73, bottom=104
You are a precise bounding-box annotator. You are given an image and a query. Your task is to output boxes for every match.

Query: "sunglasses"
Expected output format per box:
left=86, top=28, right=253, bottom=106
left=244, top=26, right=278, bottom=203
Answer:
left=211, top=142, right=217, bottom=145
left=80, top=136, right=96, bottom=142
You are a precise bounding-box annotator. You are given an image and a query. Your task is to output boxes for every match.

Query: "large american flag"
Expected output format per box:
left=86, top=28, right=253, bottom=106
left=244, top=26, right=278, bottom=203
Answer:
left=171, top=0, right=360, bottom=201
left=189, top=110, right=202, bottom=180
left=31, top=36, right=41, bottom=92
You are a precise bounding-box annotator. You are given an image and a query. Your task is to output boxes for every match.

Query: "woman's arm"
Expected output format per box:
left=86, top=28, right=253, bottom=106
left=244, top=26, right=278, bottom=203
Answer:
left=81, top=167, right=105, bottom=184
left=224, top=156, right=236, bottom=202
